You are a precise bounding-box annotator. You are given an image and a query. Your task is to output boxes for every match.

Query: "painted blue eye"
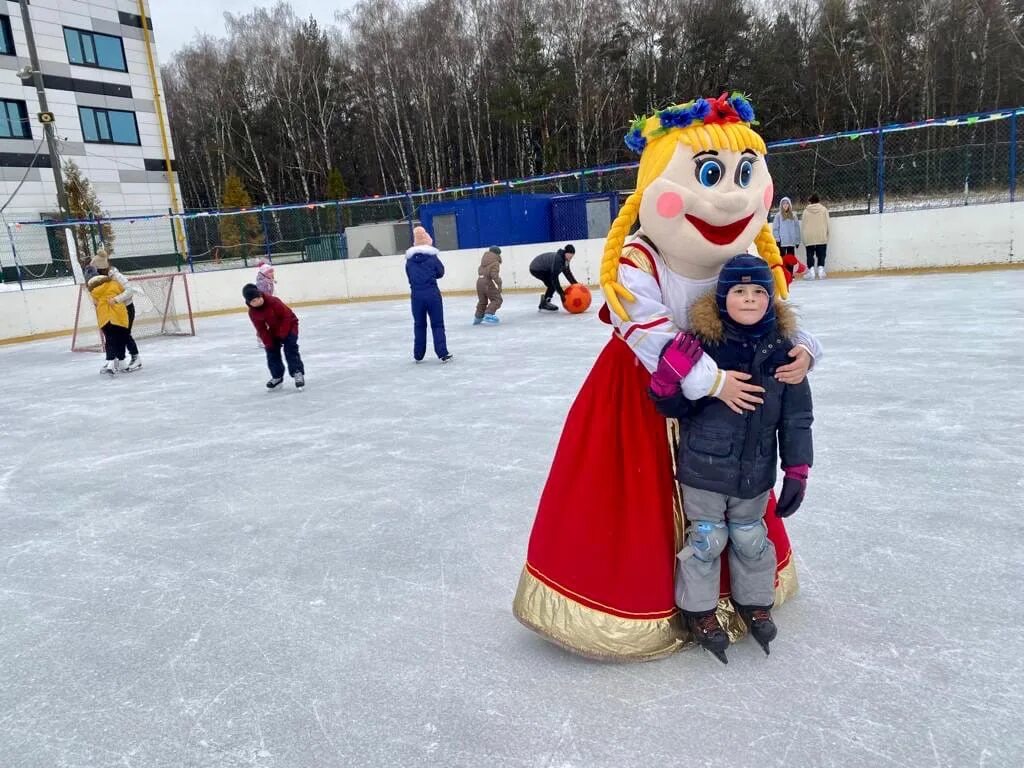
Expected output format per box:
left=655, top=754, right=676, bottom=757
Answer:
left=736, top=158, right=754, bottom=188
left=696, top=159, right=724, bottom=188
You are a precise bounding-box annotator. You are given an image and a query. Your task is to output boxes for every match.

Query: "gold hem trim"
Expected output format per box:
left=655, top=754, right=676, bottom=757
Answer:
left=512, top=559, right=800, bottom=660
left=513, top=567, right=685, bottom=662
left=526, top=563, right=675, bottom=618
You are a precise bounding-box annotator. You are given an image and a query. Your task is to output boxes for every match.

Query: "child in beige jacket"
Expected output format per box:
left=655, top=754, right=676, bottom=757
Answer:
left=801, top=194, right=830, bottom=279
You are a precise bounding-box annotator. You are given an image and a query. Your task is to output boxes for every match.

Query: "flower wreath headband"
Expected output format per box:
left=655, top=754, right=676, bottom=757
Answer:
left=624, top=92, right=759, bottom=154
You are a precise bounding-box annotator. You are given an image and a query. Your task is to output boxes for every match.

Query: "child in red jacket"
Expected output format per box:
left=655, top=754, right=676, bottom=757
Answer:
left=243, top=283, right=305, bottom=389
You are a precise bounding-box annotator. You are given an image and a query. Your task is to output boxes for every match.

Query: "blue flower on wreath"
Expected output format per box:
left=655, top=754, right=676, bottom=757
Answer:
left=659, top=99, right=711, bottom=130
left=624, top=127, right=647, bottom=153
left=729, top=95, right=755, bottom=123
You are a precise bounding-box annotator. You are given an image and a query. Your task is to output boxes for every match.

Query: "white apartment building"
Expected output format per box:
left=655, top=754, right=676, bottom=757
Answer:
left=0, top=0, right=180, bottom=277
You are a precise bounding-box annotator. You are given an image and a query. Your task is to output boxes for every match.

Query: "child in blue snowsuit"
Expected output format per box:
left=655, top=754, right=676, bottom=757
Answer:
left=405, top=226, right=452, bottom=363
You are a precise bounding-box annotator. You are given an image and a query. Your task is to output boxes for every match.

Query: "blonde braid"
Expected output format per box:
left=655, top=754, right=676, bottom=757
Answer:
left=754, top=222, right=789, bottom=300
left=600, top=191, right=643, bottom=321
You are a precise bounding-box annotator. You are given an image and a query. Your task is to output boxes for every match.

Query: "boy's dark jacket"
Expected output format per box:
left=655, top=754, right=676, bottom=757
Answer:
left=248, top=293, right=299, bottom=348
left=652, top=292, right=814, bottom=498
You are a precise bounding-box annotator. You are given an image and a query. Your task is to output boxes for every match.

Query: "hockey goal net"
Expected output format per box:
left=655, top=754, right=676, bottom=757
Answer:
left=71, top=273, right=196, bottom=352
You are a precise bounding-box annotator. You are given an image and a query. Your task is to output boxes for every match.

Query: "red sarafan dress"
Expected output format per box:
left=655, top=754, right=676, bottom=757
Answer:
left=513, top=237, right=798, bottom=661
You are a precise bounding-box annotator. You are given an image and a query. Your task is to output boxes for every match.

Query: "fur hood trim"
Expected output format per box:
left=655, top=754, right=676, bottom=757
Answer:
left=87, top=275, right=111, bottom=289
left=406, top=245, right=439, bottom=259
left=688, top=290, right=798, bottom=343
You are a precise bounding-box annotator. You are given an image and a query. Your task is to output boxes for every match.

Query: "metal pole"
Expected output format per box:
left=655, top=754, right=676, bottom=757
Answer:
left=260, top=207, right=272, bottom=260
left=404, top=192, right=415, bottom=247
left=876, top=129, right=885, bottom=214
left=334, top=201, right=344, bottom=259
left=135, top=0, right=186, bottom=256
left=6, top=223, right=25, bottom=290
left=18, top=0, right=70, bottom=219
left=471, top=183, right=481, bottom=246
left=168, top=208, right=182, bottom=271
left=1010, top=115, right=1017, bottom=203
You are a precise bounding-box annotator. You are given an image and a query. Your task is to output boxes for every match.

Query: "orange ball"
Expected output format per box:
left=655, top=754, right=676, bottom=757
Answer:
left=563, top=284, right=592, bottom=314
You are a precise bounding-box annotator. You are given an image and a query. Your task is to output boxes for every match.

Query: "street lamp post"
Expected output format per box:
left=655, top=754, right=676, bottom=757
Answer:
left=17, top=0, right=70, bottom=219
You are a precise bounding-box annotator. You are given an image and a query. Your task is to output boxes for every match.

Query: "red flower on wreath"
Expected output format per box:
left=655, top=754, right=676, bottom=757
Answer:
left=705, top=92, right=742, bottom=124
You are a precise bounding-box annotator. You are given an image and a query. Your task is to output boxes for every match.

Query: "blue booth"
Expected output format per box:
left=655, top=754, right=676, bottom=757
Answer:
left=418, top=192, right=621, bottom=250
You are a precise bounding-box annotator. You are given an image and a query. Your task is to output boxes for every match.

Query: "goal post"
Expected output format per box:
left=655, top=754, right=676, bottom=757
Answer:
left=71, top=272, right=196, bottom=352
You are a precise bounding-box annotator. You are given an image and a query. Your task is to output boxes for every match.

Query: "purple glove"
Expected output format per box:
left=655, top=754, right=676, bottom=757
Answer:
left=650, top=332, right=704, bottom=397
left=776, top=465, right=809, bottom=518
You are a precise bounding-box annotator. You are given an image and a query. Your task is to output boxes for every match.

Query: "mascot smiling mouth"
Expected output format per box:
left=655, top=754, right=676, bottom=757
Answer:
left=685, top=212, right=755, bottom=245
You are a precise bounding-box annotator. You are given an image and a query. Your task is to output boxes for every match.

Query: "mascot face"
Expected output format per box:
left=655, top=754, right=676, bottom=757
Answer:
left=638, top=142, right=774, bottom=277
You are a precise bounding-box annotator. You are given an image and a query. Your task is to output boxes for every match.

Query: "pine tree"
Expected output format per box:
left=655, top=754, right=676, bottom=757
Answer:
left=326, top=167, right=351, bottom=227
left=326, top=167, right=348, bottom=200
left=63, top=159, right=114, bottom=266
left=219, top=171, right=262, bottom=261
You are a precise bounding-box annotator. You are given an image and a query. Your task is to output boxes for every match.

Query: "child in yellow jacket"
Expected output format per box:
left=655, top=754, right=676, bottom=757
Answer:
left=88, top=274, right=130, bottom=375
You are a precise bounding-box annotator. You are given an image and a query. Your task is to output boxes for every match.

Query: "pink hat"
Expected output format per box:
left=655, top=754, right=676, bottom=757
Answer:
left=412, top=226, right=433, bottom=247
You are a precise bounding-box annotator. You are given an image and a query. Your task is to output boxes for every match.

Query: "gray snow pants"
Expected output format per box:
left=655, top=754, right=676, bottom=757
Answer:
left=675, top=485, right=775, bottom=614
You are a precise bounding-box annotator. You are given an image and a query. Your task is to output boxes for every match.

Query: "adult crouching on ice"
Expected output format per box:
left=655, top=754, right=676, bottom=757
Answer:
left=405, top=226, right=452, bottom=363
left=529, top=245, right=578, bottom=311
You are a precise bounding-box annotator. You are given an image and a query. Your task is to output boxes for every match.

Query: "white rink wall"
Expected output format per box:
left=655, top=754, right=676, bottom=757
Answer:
left=1, top=202, right=1022, bottom=343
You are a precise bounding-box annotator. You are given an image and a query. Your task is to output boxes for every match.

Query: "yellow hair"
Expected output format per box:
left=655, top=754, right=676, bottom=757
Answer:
left=602, top=120, right=786, bottom=321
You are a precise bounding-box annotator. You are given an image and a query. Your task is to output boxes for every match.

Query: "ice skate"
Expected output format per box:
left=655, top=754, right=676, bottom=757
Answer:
left=804, top=268, right=815, bottom=280
left=539, top=297, right=559, bottom=311
left=736, top=605, right=777, bottom=656
left=266, top=377, right=284, bottom=389
left=125, top=354, right=141, bottom=372
left=817, top=266, right=826, bottom=279
left=473, top=316, right=483, bottom=325
left=440, top=354, right=454, bottom=363
left=100, top=361, right=116, bottom=376
left=685, top=610, right=730, bottom=665
left=482, top=314, right=500, bottom=324
left=294, top=373, right=305, bottom=389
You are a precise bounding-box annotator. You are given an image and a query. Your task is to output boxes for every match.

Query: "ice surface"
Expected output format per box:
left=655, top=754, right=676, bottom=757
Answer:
left=1, top=271, right=1023, bottom=767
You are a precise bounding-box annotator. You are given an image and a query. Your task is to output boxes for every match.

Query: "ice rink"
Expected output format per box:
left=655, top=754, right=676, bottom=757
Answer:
left=2, top=269, right=1023, bottom=767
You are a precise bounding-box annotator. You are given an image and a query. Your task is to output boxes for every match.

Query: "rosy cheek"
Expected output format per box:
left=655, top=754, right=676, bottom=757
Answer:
left=763, top=183, right=774, bottom=212
left=655, top=191, right=684, bottom=219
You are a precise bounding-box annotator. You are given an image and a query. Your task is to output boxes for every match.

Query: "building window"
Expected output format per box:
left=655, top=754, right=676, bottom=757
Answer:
left=0, top=99, right=31, bottom=139
left=79, top=107, right=139, bottom=145
left=0, top=16, right=14, bottom=55
left=64, top=28, right=127, bottom=72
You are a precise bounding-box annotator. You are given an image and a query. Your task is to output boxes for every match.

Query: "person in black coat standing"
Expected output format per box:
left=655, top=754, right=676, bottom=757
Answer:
left=529, top=244, right=578, bottom=311
left=649, top=254, right=813, bottom=664
left=405, top=226, right=453, bottom=363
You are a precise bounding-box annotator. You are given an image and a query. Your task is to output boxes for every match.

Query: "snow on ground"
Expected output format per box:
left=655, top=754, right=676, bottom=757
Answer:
left=1, top=270, right=1022, bottom=768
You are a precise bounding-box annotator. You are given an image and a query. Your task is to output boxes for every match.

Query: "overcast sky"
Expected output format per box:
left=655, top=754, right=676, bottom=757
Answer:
left=149, top=0, right=355, bottom=60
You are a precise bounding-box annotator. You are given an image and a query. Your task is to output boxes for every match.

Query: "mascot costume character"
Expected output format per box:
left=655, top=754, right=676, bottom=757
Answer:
left=512, top=93, right=821, bottom=661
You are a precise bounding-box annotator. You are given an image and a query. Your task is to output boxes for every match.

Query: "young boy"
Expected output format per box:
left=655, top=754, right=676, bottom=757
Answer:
left=243, top=283, right=305, bottom=389
left=473, top=246, right=503, bottom=325
left=649, top=254, right=813, bottom=663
